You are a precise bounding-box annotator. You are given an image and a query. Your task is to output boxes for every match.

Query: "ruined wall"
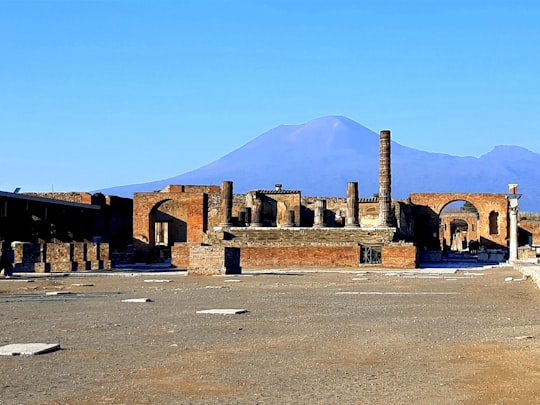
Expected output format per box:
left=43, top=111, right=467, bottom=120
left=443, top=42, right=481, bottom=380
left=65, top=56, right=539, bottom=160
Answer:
left=12, top=241, right=111, bottom=272
left=409, top=193, right=508, bottom=250
left=25, top=192, right=93, bottom=205
left=381, top=243, right=418, bottom=269
left=519, top=220, right=540, bottom=246
left=301, top=197, right=380, bottom=227
left=132, top=192, right=207, bottom=260
left=240, top=245, right=361, bottom=268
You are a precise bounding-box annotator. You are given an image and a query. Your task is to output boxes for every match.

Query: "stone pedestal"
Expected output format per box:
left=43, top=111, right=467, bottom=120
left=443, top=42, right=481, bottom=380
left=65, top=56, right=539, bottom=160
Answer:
left=188, top=245, right=241, bottom=275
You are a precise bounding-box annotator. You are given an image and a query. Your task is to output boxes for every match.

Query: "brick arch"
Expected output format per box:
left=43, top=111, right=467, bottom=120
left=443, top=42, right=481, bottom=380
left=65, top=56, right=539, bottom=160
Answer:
left=132, top=191, right=207, bottom=260
left=409, top=193, right=509, bottom=250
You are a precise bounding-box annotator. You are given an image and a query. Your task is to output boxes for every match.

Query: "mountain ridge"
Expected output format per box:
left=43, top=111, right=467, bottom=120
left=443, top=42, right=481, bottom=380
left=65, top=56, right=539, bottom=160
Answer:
left=96, top=116, right=540, bottom=211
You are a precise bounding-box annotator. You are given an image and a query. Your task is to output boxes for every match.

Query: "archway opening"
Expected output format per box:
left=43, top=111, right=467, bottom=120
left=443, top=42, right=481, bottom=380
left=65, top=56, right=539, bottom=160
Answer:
left=440, top=200, right=480, bottom=257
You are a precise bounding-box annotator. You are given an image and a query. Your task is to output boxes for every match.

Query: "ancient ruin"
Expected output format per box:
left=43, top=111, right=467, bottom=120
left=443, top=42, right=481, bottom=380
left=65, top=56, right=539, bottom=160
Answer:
left=1, top=129, right=537, bottom=275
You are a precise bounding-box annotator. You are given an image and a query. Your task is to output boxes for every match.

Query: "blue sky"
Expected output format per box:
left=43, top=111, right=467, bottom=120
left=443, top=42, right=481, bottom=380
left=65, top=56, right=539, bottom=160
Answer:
left=1, top=0, right=539, bottom=193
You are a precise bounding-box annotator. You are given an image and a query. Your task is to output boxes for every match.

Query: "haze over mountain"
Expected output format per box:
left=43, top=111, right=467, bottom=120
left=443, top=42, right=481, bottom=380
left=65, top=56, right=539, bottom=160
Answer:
left=98, top=116, right=540, bottom=211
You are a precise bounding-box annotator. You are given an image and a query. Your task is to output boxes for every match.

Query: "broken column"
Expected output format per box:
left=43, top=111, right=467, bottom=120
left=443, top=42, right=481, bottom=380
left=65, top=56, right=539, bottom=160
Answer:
left=250, top=195, right=263, bottom=227
left=345, top=182, right=359, bottom=228
left=313, top=199, right=327, bottom=228
left=379, top=130, right=392, bottom=227
left=219, top=180, right=233, bottom=227
left=507, top=183, right=521, bottom=262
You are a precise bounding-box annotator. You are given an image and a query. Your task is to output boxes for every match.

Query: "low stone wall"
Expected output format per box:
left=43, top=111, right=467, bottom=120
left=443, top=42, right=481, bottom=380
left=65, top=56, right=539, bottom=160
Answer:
left=513, top=261, right=540, bottom=289
left=382, top=243, right=418, bottom=269
left=11, top=241, right=111, bottom=273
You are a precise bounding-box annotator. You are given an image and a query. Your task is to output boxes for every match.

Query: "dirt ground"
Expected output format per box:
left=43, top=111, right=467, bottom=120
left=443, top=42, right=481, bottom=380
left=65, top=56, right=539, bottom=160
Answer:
left=1, top=264, right=540, bottom=405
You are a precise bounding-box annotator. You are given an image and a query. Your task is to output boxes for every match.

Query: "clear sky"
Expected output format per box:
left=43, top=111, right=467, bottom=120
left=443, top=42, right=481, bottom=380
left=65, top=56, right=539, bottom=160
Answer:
left=1, top=0, right=539, bottom=193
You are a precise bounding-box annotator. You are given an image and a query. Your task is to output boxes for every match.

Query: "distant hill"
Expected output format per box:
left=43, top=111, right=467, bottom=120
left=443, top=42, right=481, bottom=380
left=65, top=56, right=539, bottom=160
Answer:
left=97, top=116, right=540, bottom=211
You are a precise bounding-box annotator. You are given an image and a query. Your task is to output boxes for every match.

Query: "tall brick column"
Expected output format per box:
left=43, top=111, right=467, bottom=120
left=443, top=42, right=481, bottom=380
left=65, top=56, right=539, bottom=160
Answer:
left=379, top=130, right=392, bottom=227
left=345, top=182, right=359, bottom=228
left=220, top=180, right=233, bottom=227
left=313, top=199, right=327, bottom=228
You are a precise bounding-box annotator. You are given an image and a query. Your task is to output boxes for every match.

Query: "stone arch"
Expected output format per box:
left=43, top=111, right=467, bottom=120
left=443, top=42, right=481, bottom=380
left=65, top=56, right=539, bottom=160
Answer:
left=409, top=193, right=509, bottom=252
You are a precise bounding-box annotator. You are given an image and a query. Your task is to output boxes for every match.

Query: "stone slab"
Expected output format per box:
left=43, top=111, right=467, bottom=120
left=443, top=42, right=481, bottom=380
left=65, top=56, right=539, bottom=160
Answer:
left=0, top=343, right=60, bottom=356
left=121, top=298, right=153, bottom=303
left=196, top=309, right=249, bottom=314
left=46, top=291, right=73, bottom=295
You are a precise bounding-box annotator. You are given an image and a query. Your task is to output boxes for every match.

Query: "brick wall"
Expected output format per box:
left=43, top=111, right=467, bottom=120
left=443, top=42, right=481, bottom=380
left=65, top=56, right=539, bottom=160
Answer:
left=381, top=243, right=418, bottom=269
left=240, top=245, right=361, bottom=268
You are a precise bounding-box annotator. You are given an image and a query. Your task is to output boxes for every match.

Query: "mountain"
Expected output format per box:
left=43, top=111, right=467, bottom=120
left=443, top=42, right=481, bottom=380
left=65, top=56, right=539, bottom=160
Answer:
left=97, top=116, right=540, bottom=211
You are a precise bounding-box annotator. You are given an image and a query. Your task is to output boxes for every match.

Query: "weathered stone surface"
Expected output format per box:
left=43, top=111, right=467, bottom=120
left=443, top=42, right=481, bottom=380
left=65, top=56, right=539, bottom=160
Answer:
left=188, top=245, right=241, bottom=275
left=0, top=343, right=60, bottom=356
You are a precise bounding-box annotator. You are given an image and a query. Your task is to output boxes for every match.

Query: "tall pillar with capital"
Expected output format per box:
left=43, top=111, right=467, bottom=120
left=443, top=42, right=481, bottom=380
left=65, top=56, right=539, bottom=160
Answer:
left=507, top=183, right=521, bottom=262
left=345, top=182, right=359, bottom=228
left=219, top=180, right=233, bottom=227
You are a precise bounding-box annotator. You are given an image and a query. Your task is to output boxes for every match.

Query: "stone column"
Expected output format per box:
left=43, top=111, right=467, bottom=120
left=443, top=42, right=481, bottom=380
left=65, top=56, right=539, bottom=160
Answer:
left=285, top=210, right=295, bottom=227
left=379, top=130, right=392, bottom=227
left=219, top=181, right=233, bottom=227
left=238, top=210, right=246, bottom=227
left=345, top=182, right=359, bottom=228
left=250, top=195, right=263, bottom=227
left=507, top=183, right=521, bottom=262
left=313, top=199, right=327, bottom=228
left=245, top=207, right=252, bottom=227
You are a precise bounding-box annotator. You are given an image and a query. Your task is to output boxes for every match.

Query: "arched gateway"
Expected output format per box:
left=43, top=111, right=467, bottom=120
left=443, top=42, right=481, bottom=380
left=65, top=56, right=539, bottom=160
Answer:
left=409, top=193, right=509, bottom=253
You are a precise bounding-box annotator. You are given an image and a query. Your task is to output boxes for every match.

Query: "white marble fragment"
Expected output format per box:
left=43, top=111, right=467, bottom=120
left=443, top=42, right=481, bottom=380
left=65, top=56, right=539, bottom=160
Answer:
left=121, top=298, right=154, bottom=303
left=0, top=343, right=61, bottom=356
left=196, top=309, right=248, bottom=314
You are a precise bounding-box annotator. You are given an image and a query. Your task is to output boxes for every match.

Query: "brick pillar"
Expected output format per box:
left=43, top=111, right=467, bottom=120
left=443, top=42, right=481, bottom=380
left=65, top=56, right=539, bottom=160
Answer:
left=313, top=199, right=327, bottom=228
left=220, top=180, right=233, bottom=227
left=251, top=195, right=263, bottom=227
left=379, top=130, right=392, bottom=227
left=345, top=182, right=359, bottom=228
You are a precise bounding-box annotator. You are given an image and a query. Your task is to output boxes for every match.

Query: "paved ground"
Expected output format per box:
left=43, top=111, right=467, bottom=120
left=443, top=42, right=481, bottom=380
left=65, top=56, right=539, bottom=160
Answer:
left=1, top=264, right=540, bottom=404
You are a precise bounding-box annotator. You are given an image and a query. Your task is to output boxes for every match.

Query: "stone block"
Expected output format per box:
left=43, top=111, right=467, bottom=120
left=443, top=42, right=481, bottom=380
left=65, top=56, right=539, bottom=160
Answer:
left=71, top=242, right=87, bottom=262
left=49, top=261, right=76, bottom=273
left=188, top=245, right=241, bottom=275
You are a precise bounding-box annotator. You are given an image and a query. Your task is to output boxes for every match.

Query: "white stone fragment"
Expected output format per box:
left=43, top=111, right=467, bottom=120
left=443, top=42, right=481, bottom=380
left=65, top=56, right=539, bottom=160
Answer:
left=504, top=277, right=513, bottom=282
left=0, top=343, right=61, bottom=356
left=144, top=279, right=173, bottom=283
left=121, top=298, right=153, bottom=303
left=352, top=277, right=369, bottom=281
left=224, top=279, right=242, bottom=283
left=45, top=291, right=73, bottom=295
left=196, top=309, right=249, bottom=314
left=205, top=286, right=228, bottom=289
